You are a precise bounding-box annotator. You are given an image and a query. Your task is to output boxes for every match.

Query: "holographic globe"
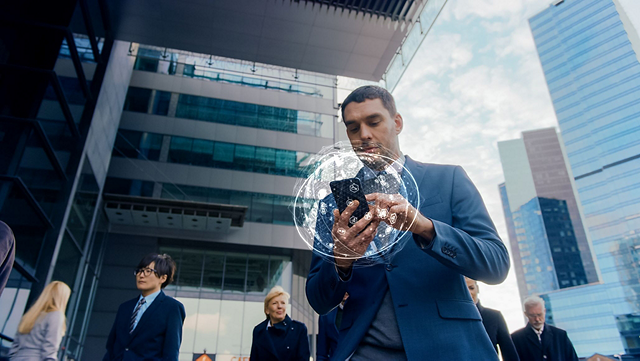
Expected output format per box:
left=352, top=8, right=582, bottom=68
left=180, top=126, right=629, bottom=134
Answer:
left=293, top=142, right=420, bottom=267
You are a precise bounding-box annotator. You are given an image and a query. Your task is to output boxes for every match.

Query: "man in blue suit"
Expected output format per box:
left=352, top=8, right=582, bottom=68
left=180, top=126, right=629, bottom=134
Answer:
left=306, top=86, right=510, bottom=360
left=103, top=253, right=186, bottom=361
left=317, top=293, right=348, bottom=360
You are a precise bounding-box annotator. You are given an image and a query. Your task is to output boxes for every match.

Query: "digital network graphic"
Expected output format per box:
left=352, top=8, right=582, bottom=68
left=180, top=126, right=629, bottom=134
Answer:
left=293, top=142, right=420, bottom=267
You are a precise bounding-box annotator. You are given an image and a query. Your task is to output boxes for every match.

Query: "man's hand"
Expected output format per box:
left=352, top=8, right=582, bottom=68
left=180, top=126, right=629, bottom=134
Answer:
left=331, top=200, right=381, bottom=272
left=366, top=193, right=435, bottom=241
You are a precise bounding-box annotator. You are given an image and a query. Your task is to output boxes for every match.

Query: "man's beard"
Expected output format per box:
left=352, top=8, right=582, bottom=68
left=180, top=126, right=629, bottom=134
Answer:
left=352, top=142, right=397, bottom=171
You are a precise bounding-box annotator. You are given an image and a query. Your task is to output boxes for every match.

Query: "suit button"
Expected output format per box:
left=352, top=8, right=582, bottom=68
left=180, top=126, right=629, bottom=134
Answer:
left=125, top=348, right=129, bottom=351
left=386, top=264, right=393, bottom=271
left=441, top=246, right=447, bottom=253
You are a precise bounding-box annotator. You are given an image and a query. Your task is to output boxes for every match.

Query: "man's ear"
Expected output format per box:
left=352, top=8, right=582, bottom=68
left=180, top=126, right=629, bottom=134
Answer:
left=394, top=113, right=404, bottom=135
left=160, top=274, right=168, bottom=283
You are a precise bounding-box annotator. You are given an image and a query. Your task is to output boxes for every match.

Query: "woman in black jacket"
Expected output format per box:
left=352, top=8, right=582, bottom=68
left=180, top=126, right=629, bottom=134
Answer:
left=250, top=286, right=310, bottom=361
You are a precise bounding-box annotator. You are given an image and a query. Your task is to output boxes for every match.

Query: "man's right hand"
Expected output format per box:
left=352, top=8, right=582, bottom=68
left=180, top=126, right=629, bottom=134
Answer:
left=331, top=200, right=381, bottom=272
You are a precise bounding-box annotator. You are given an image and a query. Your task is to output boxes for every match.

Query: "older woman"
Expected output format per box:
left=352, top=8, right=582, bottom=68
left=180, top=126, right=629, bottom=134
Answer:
left=250, top=286, right=310, bottom=361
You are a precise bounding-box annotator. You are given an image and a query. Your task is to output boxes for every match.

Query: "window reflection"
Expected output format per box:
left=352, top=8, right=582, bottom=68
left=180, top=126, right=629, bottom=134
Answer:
left=163, top=247, right=297, bottom=356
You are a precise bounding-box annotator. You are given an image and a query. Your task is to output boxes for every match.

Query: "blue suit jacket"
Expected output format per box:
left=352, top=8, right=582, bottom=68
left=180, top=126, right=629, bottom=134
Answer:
left=317, top=307, right=340, bottom=361
left=306, top=157, right=510, bottom=360
left=103, top=290, right=186, bottom=361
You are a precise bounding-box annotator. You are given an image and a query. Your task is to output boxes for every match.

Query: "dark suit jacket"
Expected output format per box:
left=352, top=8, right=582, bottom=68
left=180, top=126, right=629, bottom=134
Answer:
left=511, top=323, right=579, bottom=361
left=249, top=315, right=310, bottom=361
left=477, top=301, right=520, bottom=361
left=307, top=158, right=511, bottom=360
left=0, top=221, right=15, bottom=297
left=316, top=307, right=339, bottom=361
left=103, top=291, right=186, bottom=361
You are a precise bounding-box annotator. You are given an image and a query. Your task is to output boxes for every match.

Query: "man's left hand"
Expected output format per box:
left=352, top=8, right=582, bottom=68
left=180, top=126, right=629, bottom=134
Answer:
left=366, top=193, right=436, bottom=241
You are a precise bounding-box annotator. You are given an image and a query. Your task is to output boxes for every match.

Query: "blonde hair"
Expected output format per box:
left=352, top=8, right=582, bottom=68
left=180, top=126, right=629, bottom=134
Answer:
left=263, top=286, right=290, bottom=316
left=17, top=281, right=71, bottom=334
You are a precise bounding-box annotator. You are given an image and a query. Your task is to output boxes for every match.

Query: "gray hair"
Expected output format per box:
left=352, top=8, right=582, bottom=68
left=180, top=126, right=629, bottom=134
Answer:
left=523, top=295, right=545, bottom=311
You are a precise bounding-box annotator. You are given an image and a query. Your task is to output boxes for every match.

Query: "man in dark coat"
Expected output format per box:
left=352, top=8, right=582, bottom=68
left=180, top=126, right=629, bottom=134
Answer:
left=511, top=295, right=579, bottom=361
left=0, top=221, right=16, bottom=297
left=466, top=277, right=519, bottom=361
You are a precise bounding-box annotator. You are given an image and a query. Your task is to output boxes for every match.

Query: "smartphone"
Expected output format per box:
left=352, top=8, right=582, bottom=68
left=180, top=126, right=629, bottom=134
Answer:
left=330, top=178, right=370, bottom=227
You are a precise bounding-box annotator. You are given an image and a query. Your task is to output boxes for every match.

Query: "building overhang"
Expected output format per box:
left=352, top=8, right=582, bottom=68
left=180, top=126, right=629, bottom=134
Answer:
left=103, top=194, right=247, bottom=234
left=72, top=0, right=429, bottom=81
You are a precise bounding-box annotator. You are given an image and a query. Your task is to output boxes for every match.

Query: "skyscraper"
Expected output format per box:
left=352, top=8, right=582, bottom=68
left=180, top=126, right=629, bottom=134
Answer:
left=498, top=128, right=596, bottom=296
left=516, top=0, right=640, bottom=356
left=0, top=1, right=448, bottom=359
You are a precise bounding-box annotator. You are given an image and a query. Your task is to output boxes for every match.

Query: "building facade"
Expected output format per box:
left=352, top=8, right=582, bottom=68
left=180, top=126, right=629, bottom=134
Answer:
left=498, top=128, right=597, bottom=294
left=522, top=0, right=640, bottom=356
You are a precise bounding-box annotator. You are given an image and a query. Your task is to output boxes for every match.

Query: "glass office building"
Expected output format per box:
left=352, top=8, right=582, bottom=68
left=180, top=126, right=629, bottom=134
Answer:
left=527, top=0, right=640, bottom=356
left=0, top=1, right=446, bottom=359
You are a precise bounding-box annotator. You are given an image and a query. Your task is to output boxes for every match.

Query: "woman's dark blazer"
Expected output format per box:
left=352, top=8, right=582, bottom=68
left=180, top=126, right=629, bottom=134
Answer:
left=249, top=315, right=310, bottom=361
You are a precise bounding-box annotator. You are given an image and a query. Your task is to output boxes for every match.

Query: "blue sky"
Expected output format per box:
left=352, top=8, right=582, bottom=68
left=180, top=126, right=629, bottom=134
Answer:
left=390, top=0, right=640, bottom=334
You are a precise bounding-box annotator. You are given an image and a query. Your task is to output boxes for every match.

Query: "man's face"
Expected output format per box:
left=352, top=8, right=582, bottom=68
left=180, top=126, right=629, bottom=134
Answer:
left=343, top=98, right=403, bottom=169
left=136, top=261, right=166, bottom=295
left=465, top=278, right=479, bottom=304
left=525, top=303, right=546, bottom=330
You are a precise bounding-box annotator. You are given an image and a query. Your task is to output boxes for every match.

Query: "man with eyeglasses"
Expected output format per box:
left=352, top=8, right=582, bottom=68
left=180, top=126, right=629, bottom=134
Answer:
left=103, top=253, right=186, bottom=361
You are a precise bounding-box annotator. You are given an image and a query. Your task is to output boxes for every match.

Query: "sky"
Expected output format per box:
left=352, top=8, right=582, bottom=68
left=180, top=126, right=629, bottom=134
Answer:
left=388, top=0, right=640, bottom=335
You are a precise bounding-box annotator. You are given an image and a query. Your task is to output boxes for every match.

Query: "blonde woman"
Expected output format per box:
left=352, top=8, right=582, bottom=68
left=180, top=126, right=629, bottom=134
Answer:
left=249, top=286, right=310, bottom=361
left=9, top=281, right=71, bottom=361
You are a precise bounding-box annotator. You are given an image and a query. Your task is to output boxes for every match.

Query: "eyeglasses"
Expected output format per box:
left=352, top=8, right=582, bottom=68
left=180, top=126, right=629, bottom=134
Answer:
left=134, top=268, right=159, bottom=277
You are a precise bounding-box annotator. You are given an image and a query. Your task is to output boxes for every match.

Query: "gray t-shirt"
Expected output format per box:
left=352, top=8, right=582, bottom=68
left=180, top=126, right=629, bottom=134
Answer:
left=351, top=289, right=407, bottom=360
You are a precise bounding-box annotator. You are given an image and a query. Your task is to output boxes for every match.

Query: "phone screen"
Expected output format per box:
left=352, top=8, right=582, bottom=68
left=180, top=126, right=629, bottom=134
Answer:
left=329, top=178, right=370, bottom=227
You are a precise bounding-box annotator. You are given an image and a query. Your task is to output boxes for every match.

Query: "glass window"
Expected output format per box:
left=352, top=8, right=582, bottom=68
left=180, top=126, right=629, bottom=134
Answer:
left=177, top=250, right=204, bottom=290
left=202, top=252, right=224, bottom=293
left=168, top=136, right=193, bottom=164
left=0, top=270, right=32, bottom=346
left=191, top=139, right=214, bottom=167
left=138, top=133, right=163, bottom=161
left=190, top=298, right=221, bottom=354
left=208, top=188, right=230, bottom=205
left=246, top=256, right=270, bottom=295
left=255, top=147, right=276, bottom=174
left=234, top=145, right=255, bottom=172
left=216, top=300, right=244, bottom=355
left=251, top=193, right=273, bottom=223
left=223, top=254, right=247, bottom=293
left=273, top=195, right=294, bottom=225
left=113, top=130, right=142, bottom=159
left=52, top=231, right=83, bottom=288
left=152, top=91, right=171, bottom=116
left=213, top=142, right=235, bottom=169
left=123, top=87, right=152, bottom=113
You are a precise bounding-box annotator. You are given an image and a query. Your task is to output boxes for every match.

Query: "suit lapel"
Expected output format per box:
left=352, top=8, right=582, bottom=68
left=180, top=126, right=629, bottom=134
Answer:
left=404, top=156, right=426, bottom=208
left=541, top=324, right=553, bottom=352
left=129, top=291, right=165, bottom=340
left=255, top=319, right=280, bottom=359
left=525, top=326, right=543, bottom=350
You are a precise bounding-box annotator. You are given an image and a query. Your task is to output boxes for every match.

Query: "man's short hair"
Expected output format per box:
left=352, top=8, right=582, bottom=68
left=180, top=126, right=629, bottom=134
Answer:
left=263, top=285, right=290, bottom=316
left=136, top=253, right=176, bottom=288
left=523, top=295, right=545, bottom=311
left=341, top=85, right=397, bottom=120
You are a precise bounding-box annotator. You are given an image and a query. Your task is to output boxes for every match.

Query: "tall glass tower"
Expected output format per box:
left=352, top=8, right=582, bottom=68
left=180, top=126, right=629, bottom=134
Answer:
left=527, top=0, right=640, bottom=356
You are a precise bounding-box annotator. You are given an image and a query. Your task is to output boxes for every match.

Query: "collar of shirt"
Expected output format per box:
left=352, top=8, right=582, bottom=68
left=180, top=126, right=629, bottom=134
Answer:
left=266, top=316, right=289, bottom=331
left=531, top=323, right=544, bottom=336
left=138, top=289, right=161, bottom=306
left=384, top=153, right=405, bottom=174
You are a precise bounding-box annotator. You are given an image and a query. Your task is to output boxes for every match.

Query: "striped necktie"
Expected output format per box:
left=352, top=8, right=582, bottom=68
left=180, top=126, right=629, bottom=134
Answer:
left=129, top=298, right=146, bottom=333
